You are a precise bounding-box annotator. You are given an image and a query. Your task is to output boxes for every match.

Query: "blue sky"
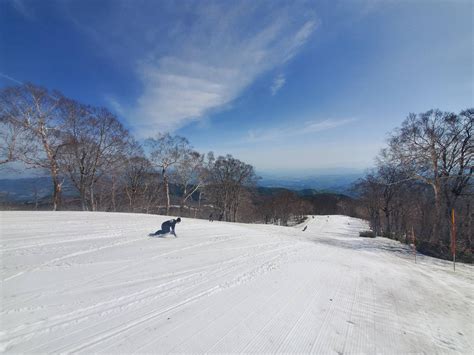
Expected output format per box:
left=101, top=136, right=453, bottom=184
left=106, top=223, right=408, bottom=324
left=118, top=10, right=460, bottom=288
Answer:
left=1, top=0, right=472, bottom=175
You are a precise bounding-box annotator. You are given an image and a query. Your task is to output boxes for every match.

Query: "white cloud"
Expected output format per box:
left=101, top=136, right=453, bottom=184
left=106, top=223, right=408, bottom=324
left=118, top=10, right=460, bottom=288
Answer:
left=305, top=118, right=357, bottom=132
left=133, top=57, right=248, bottom=134
left=246, top=118, right=357, bottom=143
left=127, top=4, right=318, bottom=137
left=270, top=74, right=286, bottom=96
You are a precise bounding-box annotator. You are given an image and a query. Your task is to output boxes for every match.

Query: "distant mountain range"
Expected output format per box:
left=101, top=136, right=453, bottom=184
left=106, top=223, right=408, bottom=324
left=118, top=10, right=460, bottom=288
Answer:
left=0, top=172, right=363, bottom=204
left=0, top=177, right=76, bottom=203
left=257, top=173, right=363, bottom=195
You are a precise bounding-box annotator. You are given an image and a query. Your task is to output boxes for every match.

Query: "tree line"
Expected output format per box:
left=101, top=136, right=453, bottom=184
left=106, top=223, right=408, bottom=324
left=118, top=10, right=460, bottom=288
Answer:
left=354, top=109, right=473, bottom=261
left=0, top=83, right=313, bottom=224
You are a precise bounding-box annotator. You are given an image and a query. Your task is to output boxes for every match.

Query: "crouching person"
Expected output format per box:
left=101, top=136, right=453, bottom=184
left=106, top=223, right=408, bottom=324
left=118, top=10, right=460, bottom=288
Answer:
left=151, top=217, right=181, bottom=237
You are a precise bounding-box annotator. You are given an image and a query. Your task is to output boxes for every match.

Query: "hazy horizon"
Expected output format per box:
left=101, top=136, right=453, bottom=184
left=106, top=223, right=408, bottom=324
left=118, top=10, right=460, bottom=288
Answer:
left=0, top=160, right=365, bottom=181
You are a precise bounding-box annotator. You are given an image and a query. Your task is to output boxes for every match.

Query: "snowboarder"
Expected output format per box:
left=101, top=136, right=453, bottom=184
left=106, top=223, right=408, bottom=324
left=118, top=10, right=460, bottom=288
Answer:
left=150, top=217, right=181, bottom=237
left=209, top=213, right=214, bottom=222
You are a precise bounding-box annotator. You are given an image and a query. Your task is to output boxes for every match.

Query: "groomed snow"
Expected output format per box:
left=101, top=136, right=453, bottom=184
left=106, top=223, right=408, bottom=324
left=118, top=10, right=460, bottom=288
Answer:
left=0, top=211, right=472, bottom=354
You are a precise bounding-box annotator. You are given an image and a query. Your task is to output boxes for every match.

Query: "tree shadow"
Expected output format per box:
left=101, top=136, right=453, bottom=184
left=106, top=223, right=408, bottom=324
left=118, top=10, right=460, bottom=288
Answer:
left=312, top=235, right=415, bottom=259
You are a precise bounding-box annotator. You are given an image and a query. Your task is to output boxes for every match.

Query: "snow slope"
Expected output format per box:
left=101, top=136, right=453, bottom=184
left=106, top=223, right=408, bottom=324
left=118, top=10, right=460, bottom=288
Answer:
left=1, top=212, right=472, bottom=354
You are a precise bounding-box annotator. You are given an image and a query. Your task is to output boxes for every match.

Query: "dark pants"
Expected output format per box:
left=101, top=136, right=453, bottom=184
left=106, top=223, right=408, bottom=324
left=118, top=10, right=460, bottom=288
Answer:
left=154, top=221, right=173, bottom=235
left=155, top=227, right=171, bottom=236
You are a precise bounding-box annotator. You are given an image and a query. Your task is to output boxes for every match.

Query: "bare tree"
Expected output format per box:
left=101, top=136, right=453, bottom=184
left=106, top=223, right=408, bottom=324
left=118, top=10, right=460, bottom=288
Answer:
left=57, top=99, right=90, bottom=210
left=205, top=155, right=257, bottom=222
left=353, top=173, right=384, bottom=234
left=388, top=109, right=473, bottom=246
left=0, top=84, right=66, bottom=210
left=439, top=109, right=473, bottom=216
left=0, top=115, right=28, bottom=165
left=59, top=100, right=132, bottom=211
left=375, top=150, right=410, bottom=236
left=174, top=150, right=206, bottom=213
left=145, top=133, right=190, bottom=215
left=121, top=148, right=154, bottom=212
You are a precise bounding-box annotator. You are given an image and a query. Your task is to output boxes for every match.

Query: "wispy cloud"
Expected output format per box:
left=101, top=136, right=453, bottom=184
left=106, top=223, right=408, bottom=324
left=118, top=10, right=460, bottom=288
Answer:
left=11, top=0, right=36, bottom=19
left=246, top=118, right=357, bottom=143
left=104, top=94, right=125, bottom=116
left=134, top=56, right=248, bottom=134
left=305, top=118, right=357, bottom=132
left=58, top=1, right=317, bottom=137
left=130, top=8, right=317, bottom=137
left=0, top=72, right=23, bottom=85
left=270, top=74, right=286, bottom=96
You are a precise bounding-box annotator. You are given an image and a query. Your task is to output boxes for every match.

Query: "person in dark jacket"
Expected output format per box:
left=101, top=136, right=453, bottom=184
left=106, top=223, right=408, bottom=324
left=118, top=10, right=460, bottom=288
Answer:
left=151, top=217, right=181, bottom=237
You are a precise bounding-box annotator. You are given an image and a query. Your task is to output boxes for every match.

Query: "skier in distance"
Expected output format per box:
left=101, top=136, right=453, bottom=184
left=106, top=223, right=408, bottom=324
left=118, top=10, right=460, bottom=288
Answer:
left=150, top=217, right=181, bottom=237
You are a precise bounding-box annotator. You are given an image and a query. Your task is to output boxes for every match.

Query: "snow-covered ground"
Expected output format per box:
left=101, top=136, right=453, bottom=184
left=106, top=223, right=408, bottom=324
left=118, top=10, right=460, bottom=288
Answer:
left=1, top=212, right=472, bottom=354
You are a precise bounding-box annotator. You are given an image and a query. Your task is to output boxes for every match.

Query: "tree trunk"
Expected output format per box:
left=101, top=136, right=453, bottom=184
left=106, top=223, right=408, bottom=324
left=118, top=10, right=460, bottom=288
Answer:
left=163, top=170, right=170, bottom=215
left=52, top=176, right=62, bottom=211
left=384, top=206, right=391, bottom=237
left=466, top=198, right=472, bottom=255
left=233, top=205, right=238, bottom=222
left=111, top=175, right=117, bottom=212
left=41, top=129, right=62, bottom=211
left=81, top=191, right=87, bottom=211
left=180, top=184, right=188, bottom=213
left=195, top=191, right=201, bottom=218
left=374, top=209, right=381, bottom=235
left=126, top=189, right=133, bottom=212
left=90, top=182, right=96, bottom=211
left=430, top=185, right=441, bottom=245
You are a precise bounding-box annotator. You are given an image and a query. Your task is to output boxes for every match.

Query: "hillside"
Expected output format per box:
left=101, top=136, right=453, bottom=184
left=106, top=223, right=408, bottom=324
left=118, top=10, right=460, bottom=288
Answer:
left=1, top=212, right=472, bottom=353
